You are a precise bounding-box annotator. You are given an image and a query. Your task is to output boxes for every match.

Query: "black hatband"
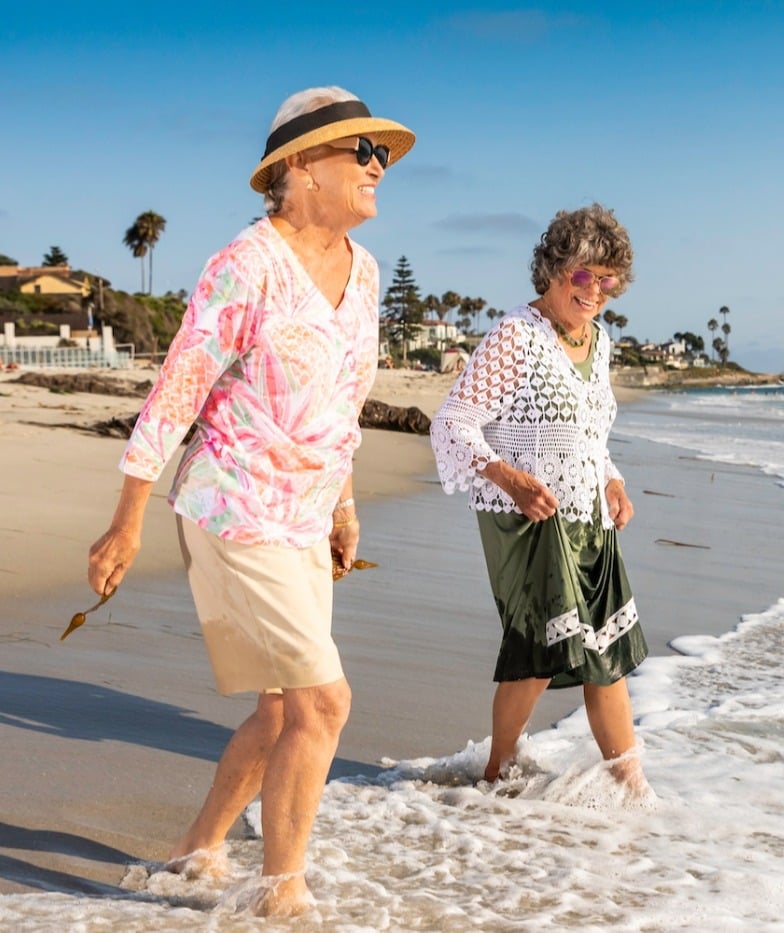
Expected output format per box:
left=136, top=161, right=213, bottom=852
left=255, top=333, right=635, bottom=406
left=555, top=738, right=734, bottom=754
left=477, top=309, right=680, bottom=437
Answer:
left=262, top=100, right=372, bottom=159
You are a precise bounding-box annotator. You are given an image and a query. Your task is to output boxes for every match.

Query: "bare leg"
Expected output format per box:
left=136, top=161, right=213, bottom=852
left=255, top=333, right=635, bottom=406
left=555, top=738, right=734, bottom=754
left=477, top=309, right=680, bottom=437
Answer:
left=484, top=678, right=550, bottom=782
left=168, top=692, right=284, bottom=863
left=583, top=678, right=646, bottom=787
left=253, top=677, right=352, bottom=917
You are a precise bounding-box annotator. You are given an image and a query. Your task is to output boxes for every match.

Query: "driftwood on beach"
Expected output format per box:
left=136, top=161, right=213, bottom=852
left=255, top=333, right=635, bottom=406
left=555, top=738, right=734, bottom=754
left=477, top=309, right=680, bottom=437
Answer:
left=13, top=370, right=154, bottom=398
left=11, top=371, right=432, bottom=437
left=86, top=399, right=431, bottom=440
left=358, top=399, right=431, bottom=434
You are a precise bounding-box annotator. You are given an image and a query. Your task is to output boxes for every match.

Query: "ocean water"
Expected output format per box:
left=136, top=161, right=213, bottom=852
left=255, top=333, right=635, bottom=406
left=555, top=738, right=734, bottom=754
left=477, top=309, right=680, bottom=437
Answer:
left=4, top=388, right=784, bottom=931
left=613, top=383, right=784, bottom=487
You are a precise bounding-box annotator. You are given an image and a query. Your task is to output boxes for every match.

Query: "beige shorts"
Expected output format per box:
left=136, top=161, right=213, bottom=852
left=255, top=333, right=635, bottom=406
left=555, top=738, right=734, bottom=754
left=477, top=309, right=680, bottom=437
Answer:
left=177, top=516, right=343, bottom=695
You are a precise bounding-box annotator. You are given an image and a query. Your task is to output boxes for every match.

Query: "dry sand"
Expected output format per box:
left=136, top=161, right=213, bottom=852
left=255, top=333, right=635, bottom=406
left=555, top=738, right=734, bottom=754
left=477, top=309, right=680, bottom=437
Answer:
left=0, top=368, right=453, bottom=599
left=1, top=365, right=782, bottom=897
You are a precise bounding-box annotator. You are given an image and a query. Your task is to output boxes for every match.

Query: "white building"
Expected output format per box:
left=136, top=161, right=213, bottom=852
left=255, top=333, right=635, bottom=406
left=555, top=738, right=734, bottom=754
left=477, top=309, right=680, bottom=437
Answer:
left=410, top=318, right=465, bottom=351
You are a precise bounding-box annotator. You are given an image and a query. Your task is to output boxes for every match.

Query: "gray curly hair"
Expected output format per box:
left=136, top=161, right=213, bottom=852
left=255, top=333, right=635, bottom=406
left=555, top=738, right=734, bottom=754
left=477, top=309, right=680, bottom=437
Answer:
left=530, top=203, right=634, bottom=296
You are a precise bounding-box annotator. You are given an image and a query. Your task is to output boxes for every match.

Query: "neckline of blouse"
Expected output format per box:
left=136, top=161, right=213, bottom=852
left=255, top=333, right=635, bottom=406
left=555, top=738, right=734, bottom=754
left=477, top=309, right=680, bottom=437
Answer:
left=525, top=303, right=598, bottom=381
left=264, top=216, right=356, bottom=312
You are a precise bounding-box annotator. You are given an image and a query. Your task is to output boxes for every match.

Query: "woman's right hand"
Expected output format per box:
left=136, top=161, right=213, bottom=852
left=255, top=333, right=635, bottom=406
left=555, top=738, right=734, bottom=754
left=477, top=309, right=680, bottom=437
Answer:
left=506, top=469, right=559, bottom=521
left=88, top=526, right=141, bottom=595
left=480, top=461, right=559, bottom=522
left=87, top=475, right=154, bottom=594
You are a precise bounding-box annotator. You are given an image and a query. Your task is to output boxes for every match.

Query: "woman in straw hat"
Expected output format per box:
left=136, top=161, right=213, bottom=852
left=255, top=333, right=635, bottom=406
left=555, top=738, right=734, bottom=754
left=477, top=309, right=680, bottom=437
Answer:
left=87, top=85, right=414, bottom=916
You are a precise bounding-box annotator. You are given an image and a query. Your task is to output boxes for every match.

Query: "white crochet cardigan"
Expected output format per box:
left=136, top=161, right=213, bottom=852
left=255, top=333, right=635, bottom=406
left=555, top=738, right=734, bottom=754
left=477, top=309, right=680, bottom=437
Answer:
left=430, top=304, right=624, bottom=528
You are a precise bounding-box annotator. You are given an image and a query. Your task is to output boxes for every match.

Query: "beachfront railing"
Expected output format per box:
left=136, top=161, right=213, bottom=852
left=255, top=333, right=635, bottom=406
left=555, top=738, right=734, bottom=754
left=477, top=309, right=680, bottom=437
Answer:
left=0, top=346, right=132, bottom=369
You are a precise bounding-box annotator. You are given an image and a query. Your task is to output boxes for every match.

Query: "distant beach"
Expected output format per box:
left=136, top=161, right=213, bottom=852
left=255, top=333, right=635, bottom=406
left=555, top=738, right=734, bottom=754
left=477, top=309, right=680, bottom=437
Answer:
left=2, top=366, right=784, bottom=929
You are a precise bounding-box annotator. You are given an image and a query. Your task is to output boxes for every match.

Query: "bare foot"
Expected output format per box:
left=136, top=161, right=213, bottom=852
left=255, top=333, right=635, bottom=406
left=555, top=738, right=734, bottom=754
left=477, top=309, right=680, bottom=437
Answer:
left=609, top=755, right=654, bottom=799
left=166, top=828, right=223, bottom=865
left=163, top=842, right=229, bottom=879
left=249, top=873, right=315, bottom=918
left=483, top=764, right=500, bottom=783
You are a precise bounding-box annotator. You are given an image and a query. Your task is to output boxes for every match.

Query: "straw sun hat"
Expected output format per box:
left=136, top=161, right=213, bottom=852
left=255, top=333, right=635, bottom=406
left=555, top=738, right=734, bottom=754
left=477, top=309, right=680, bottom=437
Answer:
left=249, top=99, right=415, bottom=193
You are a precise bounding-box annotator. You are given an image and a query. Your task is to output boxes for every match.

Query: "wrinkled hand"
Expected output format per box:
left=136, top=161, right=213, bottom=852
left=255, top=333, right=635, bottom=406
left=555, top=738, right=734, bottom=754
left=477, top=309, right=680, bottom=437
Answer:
left=605, top=479, right=634, bottom=530
left=507, top=469, right=559, bottom=522
left=88, top=527, right=141, bottom=595
left=330, top=520, right=360, bottom=577
left=480, top=460, right=559, bottom=522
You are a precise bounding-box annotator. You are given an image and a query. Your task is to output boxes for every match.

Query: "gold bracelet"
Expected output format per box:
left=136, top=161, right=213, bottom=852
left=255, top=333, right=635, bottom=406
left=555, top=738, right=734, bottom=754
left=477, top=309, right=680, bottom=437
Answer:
left=332, top=517, right=357, bottom=528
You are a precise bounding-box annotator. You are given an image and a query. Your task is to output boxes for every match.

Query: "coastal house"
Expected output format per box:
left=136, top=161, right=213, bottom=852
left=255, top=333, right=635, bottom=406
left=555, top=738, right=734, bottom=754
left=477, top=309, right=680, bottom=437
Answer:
left=0, top=264, right=124, bottom=367
left=637, top=341, right=666, bottom=363
left=410, top=318, right=465, bottom=352
left=427, top=317, right=464, bottom=349
left=0, top=264, right=92, bottom=298
left=379, top=317, right=467, bottom=362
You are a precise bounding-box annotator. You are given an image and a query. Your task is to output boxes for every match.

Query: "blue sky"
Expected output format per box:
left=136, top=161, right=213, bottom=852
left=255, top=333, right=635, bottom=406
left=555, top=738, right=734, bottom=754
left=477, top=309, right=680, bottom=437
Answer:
left=3, top=1, right=783, bottom=372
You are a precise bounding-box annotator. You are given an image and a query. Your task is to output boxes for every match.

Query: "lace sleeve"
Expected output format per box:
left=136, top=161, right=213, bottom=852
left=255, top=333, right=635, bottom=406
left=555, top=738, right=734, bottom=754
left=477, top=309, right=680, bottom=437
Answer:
left=430, top=317, right=528, bottom=493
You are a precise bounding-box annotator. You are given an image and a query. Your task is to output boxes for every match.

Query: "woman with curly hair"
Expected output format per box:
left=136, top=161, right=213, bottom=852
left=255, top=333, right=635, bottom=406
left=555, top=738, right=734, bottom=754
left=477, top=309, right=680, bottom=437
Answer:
left=431, top=203, right=649, bottom=790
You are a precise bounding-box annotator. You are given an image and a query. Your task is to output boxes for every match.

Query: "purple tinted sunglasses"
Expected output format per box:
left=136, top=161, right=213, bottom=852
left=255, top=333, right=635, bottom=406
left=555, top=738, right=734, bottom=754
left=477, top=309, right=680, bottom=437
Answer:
left=570, top=268, right=620, bottom=295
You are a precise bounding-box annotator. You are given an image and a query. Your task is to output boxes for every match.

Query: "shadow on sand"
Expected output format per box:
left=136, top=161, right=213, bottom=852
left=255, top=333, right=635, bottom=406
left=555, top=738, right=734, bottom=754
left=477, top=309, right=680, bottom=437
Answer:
left=0, top=670, right=382, bottom=895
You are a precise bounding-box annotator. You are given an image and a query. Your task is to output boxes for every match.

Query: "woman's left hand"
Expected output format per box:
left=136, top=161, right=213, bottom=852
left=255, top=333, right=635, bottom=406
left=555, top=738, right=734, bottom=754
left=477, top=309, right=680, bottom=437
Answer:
left=605, top=479, right=634, bottom=530
left=330, top=519, right=360, bottom=576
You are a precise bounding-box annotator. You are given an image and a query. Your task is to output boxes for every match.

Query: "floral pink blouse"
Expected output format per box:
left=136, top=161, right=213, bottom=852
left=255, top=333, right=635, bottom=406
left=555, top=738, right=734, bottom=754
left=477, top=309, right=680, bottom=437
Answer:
left=120, top=218, right=379, bottom=547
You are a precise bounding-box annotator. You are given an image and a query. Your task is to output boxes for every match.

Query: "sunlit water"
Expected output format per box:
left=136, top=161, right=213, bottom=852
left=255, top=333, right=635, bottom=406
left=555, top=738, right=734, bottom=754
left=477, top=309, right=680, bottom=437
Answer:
left=5, top=388, right=784, bottom=930
left=613, top=383, right=784, bottom=487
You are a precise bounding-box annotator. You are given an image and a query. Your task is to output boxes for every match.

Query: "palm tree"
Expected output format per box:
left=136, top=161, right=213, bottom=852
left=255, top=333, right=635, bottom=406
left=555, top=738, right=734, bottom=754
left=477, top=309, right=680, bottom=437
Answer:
left=719, top=305, right=730, bottom=359
left=614, top=314, right=628, bottom=340
left=134, top=210, right=167, bottom=294
left=721, top=322, right=731, bottom=361
left=603, top=308, right=617, bottom=340
left=123, top=223, right=148, bottom=293
left=423, top=294, right=445, bottom=320
left=707, top=318, right=719, bottom=360
left=441, top=290, right=462, bottom=324
left=486, top=307, right=501, bottom=326
left=460, top=296, right=487, bottom=334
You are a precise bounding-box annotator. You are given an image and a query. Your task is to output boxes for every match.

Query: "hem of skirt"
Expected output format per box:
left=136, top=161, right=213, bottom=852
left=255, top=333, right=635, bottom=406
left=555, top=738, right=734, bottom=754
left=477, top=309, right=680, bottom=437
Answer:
left=493, top=646, right=649, bottom=688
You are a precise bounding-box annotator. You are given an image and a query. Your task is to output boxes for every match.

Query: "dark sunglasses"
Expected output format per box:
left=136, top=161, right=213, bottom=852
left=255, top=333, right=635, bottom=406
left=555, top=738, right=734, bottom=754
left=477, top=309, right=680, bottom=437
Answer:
left=324, top=136, right=390, bottom=169
left=570, top=268, right=620, bottom=295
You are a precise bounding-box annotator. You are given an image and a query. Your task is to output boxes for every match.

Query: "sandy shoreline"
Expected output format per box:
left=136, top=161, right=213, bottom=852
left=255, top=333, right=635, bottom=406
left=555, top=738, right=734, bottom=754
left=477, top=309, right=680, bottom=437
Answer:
left=0, top=367, right=643, bottom=598
left=2, top=367, right=782, bottom=898
left=0, top=369, right=448, bottom=600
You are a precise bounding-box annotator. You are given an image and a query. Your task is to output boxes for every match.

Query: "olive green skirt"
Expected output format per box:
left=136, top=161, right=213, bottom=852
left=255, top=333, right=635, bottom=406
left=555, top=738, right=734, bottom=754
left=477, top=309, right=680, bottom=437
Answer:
left=476, top=503, right=648, bottom=688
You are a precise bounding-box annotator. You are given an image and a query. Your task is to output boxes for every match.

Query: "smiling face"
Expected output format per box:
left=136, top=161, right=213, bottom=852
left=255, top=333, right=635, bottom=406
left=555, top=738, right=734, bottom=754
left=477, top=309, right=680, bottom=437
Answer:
left=306, top=134, right=386, bottom=228
left=546, top=264, right=618, bottom=331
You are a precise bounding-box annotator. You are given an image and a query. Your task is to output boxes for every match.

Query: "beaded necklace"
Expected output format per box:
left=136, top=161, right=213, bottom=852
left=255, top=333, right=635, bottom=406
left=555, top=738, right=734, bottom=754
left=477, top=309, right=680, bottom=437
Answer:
left=540, top=302, right=588, bottom=347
